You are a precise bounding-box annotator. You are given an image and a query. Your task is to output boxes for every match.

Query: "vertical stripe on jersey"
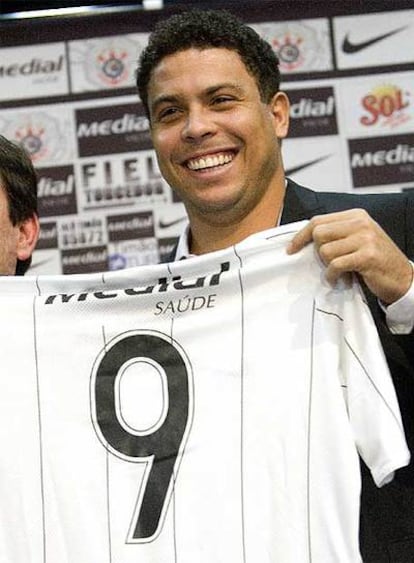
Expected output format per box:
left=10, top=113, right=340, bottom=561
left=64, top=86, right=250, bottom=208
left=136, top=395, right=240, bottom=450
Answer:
left=233, top=244, right=247, bottom=563
left=307, top=299, right=316, bottom=563
left=32, top=293, right=46, bottom=563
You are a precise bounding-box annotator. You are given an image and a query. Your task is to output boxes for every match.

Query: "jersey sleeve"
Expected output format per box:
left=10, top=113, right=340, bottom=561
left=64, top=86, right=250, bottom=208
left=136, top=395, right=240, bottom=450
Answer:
left=342, top=279, right=410, bottom=487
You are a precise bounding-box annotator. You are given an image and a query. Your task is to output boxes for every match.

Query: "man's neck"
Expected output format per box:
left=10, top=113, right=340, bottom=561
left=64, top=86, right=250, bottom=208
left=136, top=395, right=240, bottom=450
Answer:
left=188, top=182, right=286, bottom=255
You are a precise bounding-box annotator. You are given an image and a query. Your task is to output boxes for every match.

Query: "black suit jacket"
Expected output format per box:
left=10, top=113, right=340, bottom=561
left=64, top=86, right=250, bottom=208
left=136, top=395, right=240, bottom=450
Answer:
left=282, top=179, right=414, bottom=562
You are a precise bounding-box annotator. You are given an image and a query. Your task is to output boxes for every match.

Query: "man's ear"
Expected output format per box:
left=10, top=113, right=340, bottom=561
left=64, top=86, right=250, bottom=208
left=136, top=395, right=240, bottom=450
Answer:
left=16, top=214, right=40, bottom=262
left=269, top=91, right=290, bottom=140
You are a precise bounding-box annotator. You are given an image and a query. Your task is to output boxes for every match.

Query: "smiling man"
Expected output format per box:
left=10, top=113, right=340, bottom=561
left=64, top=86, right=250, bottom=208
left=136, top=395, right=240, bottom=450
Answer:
left=136, top=9, right=414, bottom=561
left=0, top=135, right=39, bottom=275
left=147, top=46, right=287, bottom=254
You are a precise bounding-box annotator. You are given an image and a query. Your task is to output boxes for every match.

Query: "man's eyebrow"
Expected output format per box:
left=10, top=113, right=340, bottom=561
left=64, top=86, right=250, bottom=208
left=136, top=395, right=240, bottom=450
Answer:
left=150, top=82, right=245, bottom=112
left=205, top=83, right=245, bottom=96
left=150, top=94, right=179, bottom=113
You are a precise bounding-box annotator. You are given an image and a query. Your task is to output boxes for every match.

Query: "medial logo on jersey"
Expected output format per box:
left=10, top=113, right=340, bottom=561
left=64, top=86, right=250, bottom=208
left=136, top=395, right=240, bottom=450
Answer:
left=76, top=102, right=152, bottom=157
left=0, top=107, right=74, bottom=165
left=349, top=134, right=414, bottom=188
left=68, top=33, right=149, bottom=93
left=333, top=10, right=414, bottom=69
left=61, top=245, right=108, bottom=274
left=286, top=86, right=338, bottom=137
left=0, top=43, right=68, bottom=101
left=107, top=211, right=155, bottom=242
left=58, top=217, right=106, bottom=250
left=251, top=19, right=333, bottom=73
left=36, top=165, right=78, bottom=217
left=77, top=151, right=168, bottom=210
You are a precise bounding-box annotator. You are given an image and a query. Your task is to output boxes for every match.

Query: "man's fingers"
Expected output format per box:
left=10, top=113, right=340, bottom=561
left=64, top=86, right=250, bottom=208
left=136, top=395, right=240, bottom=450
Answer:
left=287, top=223, right=314, bottom=254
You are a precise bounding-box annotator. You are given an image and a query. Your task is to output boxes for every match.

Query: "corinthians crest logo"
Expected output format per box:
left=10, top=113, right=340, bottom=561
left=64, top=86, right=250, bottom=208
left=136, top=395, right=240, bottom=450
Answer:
left=72, top=36, right=144, bottom=89
left=251, top=20, right=332, bottom=73
left=3, top=111, right=71, bottom=164
left=271, top=34, right=305, bottom=71
left=96, top=47, right=128, bottom=86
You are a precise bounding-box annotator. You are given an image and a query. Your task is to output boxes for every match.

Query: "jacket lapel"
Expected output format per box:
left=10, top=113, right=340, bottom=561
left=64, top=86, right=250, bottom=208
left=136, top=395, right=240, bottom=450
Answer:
left=281, top=178, right=326, bottom=225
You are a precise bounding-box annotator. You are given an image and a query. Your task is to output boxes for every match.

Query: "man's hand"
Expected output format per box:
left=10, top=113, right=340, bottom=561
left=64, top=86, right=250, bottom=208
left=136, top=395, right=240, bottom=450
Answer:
left=287, top=209, right=413, bottom=305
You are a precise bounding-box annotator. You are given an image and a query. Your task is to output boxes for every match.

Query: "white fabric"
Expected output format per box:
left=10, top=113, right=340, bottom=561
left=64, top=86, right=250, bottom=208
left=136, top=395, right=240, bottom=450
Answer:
left=175, top=223, right=414, bottom=334
left=381, top=261, right=414, bottom=334
left=0, top=221, right=409, bottom=563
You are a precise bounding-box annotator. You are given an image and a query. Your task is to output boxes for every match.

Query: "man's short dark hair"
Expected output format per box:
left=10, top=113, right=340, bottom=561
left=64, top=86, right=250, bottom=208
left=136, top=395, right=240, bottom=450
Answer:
left=136, top=9, right=281, bottom=118
left=0, top=135, right=38, bottom=275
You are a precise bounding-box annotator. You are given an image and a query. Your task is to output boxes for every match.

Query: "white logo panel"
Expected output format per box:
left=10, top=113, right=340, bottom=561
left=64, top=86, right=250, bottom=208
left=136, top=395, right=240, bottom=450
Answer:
left=69, top=33, right=149, bottom=93
left=251, top=18, right=333, bottom=73
left=0, top=105, right=76, bottom=165
left=336, top=72, right=413, bottom=137
left=333, top=10, right=414, bottom=69
left=283, top=136, right=351, bottom=192
left=0, top=43, right=68, bottom=102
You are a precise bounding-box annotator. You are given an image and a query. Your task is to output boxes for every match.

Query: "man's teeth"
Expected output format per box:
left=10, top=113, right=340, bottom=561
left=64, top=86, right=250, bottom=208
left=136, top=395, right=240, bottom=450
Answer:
left=187, top=153, right=233, bottom=170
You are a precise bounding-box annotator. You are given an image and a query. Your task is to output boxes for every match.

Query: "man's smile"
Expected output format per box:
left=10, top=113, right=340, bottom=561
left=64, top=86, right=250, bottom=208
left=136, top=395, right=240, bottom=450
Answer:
left=185, top=151, right=235, bottom=171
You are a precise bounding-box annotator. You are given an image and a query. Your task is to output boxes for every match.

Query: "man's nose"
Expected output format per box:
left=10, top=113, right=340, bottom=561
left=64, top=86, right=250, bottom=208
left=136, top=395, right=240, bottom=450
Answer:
left=181, top=107, right=216, bottom=142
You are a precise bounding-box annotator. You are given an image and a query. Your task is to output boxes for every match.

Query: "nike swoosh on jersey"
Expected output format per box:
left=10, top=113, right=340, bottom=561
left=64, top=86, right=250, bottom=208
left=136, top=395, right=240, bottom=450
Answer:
left=158, top=217, right=187, bottom=229
left=342, top=26, right=408, bottom=54
left=285, top=155, right=332, bottom=176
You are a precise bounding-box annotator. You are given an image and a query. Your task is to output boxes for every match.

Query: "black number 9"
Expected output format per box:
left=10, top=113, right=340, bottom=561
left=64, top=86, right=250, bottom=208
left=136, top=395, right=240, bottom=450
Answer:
left=91, top=330, right=192, bottom=542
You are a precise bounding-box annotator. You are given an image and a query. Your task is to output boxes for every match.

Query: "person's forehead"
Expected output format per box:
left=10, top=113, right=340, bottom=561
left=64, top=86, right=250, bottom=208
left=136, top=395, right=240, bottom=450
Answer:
left=148, top=47, right=253, bottom=97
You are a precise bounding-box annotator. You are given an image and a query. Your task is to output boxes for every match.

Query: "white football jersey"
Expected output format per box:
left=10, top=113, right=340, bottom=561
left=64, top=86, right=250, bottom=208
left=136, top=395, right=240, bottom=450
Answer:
left=0, top=221, right=409, bottom=563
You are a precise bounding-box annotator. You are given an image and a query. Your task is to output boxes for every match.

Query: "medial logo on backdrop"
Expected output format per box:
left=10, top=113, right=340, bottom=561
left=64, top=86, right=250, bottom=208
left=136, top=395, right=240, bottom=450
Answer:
left=59, top=217, right=106, bottom=250
left=36, top=221, right=58, bottom=251
left=69, top=34, right=148, bottom=93
left=360, top=84, right=411, bottom=130
left=37, top=165, right=78, bottom=217
left=0, top=43, right=68, bottom=101
left=251, top=19, right=333, bottom=73
left=30, top=221, right=60, bottom=273
left=61, top=245, right=108, bottom=274
left=107, top=211, right=155, bottom=242
left=286, top=87, right=338, bottom=137
left=76, top=102, right=152, bottom=156
left=158, top=237, right=179, bottom=263
left=349, top=133, right=414, bottom=188
left=0, top=110, right=73, bottom=165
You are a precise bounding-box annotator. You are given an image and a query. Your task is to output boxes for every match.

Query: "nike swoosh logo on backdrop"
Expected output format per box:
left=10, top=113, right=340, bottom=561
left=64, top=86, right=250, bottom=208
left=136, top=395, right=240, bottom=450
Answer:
left=29, top=257, right=55, bottom=270
left=158, top=216, right=187, bottom=229
left=285, top=155, right=332, bottom=176
left=342, top=25, right=408, bottom=54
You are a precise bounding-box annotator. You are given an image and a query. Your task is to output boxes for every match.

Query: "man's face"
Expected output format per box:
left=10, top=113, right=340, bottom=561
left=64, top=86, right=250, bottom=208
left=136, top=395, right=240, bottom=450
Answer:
left=0, top=186, right=21, bottom=275
left=147, top=48, right=289, bottom=225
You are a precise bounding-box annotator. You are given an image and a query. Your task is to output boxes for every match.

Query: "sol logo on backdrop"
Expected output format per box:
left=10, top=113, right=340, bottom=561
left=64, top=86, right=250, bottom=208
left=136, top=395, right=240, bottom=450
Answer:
left=360, top=84, right=410, bottom=128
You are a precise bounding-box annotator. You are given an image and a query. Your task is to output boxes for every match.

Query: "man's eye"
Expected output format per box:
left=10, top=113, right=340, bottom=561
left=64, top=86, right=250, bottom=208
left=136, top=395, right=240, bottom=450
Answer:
left=212, top=96, right=234, bottom=105
left=158, top=107, right=179, bottom=121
